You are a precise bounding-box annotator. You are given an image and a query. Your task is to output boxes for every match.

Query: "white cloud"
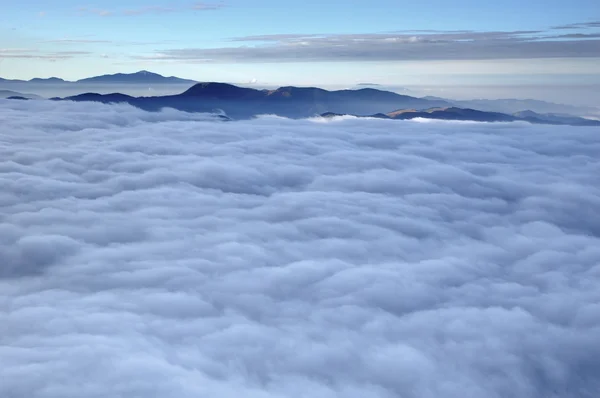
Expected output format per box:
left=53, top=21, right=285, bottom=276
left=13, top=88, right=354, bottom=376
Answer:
left=77, top=2, right=225, bottom=17
left=1, top=100, right=600, bottom=397
left=144, top=28, right=600, bottom=63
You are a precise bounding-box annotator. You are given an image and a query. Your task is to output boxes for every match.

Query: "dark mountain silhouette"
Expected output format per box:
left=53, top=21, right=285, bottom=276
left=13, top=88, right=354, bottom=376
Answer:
left=57, top=82, right=452, bottom=119
left=425, top=96, right=599, bottom=118
left=77, top=70, right=197, bottom=84
left=6, top=96, right=29, bottom=100
left=55, top=83, right=600, bottom=126
left=387, top=107, right=518, bottom=122
left=0, top=90, right=42, bottom=99
left=320, top=107, right=600, bottom=126
left=321, top=112, right=391, bottom=119
left=182, top=82, right=262, bottom=99
left=64, top=92, right=136, bottom=103
left=29, top=77, right=66, bottom=83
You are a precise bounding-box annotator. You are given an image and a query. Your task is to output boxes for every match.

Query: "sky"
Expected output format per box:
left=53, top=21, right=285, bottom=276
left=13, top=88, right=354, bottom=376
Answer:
left=2, top=98, right=600, bottom=397
left=0, top=0, right=600, bottom=103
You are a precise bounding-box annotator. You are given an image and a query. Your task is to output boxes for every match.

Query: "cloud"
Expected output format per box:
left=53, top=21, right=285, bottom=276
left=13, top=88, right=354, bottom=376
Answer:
left=40, top=37, right=178, bottom=48
left=550, top=33, right=600, bottom=39
left=42, top=38, right=113, bottom=44
left=0, top=49, right=92, bottom=60
left=1, top=100, right=600, bottom=397
left=122, top=6, right=175, bottom=16
left=229, top=30, right=543, bottom=43
left=0, top=48, right=32, bottom=53
left=78, top=2, right=224, bottom=17
left=552, top=21, right=600, bottom=30
left=77, top=7, right=113, bottom=17
left=192, top=1, right=225, bottom=10
left=135, top=27, right=600, bottom=63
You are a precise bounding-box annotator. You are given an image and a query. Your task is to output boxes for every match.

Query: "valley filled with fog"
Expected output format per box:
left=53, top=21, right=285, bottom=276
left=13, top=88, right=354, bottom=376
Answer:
left=1, top=100, right=599, bottom=398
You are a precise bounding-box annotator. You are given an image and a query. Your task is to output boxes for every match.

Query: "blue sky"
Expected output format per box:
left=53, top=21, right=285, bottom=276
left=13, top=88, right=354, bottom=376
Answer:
left=1, top=0, right=599, bottom=102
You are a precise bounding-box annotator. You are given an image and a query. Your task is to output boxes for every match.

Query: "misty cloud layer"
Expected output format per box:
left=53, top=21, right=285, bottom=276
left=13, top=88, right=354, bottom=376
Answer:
left=1, top=100, right=600, bottom=398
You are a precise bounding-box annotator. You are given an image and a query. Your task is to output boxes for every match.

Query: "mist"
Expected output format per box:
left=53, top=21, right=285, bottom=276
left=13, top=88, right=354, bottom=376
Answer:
left=1, top=100, right=600, bottom=398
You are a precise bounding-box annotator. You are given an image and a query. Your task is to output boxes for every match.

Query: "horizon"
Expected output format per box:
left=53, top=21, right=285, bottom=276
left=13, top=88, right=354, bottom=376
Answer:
left=2, top=69, right=600, bottom=110
left=1, top=1, right=599, bottom=106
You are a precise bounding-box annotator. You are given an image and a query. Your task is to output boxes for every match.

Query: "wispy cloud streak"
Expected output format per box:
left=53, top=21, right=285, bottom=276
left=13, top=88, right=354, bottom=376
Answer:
left=78, top=2, right=225, bottom=17
left=135, top=26, right=600, bottom=63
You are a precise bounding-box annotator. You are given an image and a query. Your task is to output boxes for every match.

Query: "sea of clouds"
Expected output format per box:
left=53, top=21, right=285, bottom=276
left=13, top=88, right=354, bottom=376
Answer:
left=1, top=99, right=600, bottom=398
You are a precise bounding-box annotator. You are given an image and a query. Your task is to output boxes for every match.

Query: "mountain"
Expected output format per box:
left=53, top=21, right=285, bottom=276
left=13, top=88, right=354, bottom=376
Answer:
left=182, top=82, right=263, bottom=99
left=321, top=112, right=391, bottom=119
left=1, top=71, right=199, bottom=98
left=0, top=90, right=42, bottom=99
left=387, top=107, right=518, bottom=122
left=56, top=83, right=600, bottom=126
left=177, top=83, right=450, bottom=115
left=0, top=77, right=64, bottom=83
left=424, top=96, right=599, bottom=118
left=57, top=82, right=453, bottom=119
left=64, top=92, right=136, bottom=102
left=320, top=107, right=600, bottom=126
left=0, top=71, right=196, bottom=86
left=4, top=72, right=596, bottom=119
left=29, top=77, right=67, bottom=83
left=0, top=77, right=26, bottom=83
left=76, top=71, right=197, bottom=84
left=513, top=110, right=600, bottom=126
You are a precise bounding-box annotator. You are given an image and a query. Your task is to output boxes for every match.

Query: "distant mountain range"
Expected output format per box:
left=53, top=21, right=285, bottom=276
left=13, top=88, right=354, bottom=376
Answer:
left=321, top=108, right=600, bottom=126
left=34, top=82, right=596, bottom=126
left=53, top=82, right=452, bottom=119
left=29, top=77, right=67, bottom=83
left=2, top=72, right=599, bottom=125
left=0, top=71, right=196, bottom=85
left=77, top=71, right=197, bottom=84
left=0, top=89, right=43, bottom=100
left=422, top=96, right=599, bottom=118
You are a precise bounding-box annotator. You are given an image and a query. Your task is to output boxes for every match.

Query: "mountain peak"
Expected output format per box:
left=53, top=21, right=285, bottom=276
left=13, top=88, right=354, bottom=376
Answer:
left=76, top=71, right=197, bottom=84
left=135, top=70, right=159, bottom=76
left=182, top=82, right=260, bottom=99
left=29, top=77, right=66, bottom=83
